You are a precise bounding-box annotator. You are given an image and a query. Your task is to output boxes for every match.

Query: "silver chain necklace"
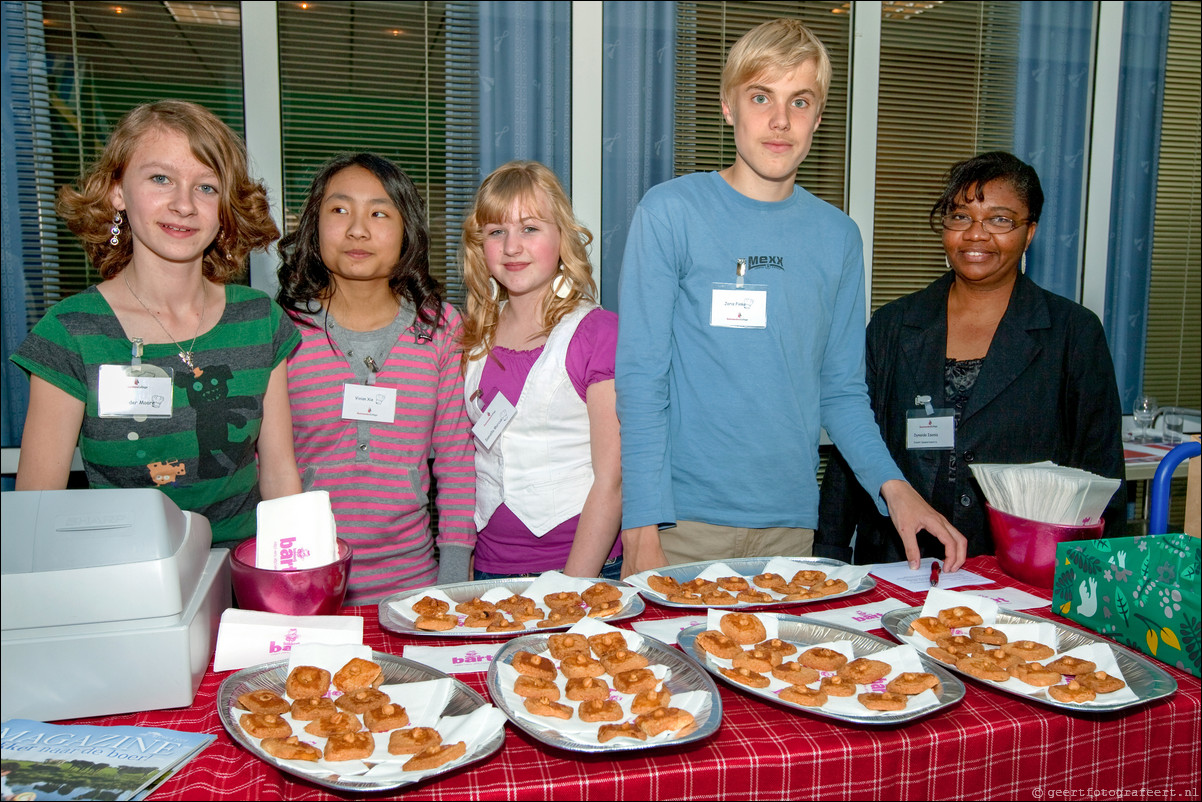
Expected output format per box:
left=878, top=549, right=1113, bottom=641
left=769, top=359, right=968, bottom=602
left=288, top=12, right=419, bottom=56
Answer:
left=123, top=271, right=207, bottom=371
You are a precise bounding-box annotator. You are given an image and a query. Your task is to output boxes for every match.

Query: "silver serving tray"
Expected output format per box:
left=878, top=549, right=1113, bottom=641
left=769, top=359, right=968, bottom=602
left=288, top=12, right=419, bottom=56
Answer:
left=631, top=557, right=875, bottom=610
left=218, top=651, right=504, bottom=793
left=378, top=577, right=644, bottom=638
left=486, top=631, right=723, bottom=752
left=678, top=615, right=965, bottom=726
left=879, top=607, right=1178, bottom=712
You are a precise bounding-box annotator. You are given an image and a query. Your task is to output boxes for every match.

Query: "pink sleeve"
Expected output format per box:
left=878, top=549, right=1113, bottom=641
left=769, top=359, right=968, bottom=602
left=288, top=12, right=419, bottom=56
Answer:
left=565, top=308, right=618, bottom=402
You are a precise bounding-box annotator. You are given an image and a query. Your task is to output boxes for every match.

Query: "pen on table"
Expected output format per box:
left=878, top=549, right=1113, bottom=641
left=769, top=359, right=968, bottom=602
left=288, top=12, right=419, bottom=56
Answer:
left=930, top=560, right=941, bottom=587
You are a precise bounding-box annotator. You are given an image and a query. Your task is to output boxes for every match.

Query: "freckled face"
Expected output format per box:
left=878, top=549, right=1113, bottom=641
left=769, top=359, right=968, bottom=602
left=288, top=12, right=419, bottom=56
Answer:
left=480, top=193, right=562, bottom=302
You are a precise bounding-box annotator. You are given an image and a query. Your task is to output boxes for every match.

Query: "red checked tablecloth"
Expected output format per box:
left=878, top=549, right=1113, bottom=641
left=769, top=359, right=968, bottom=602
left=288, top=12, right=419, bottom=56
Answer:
left=58, top=556, right=1201, bottom=801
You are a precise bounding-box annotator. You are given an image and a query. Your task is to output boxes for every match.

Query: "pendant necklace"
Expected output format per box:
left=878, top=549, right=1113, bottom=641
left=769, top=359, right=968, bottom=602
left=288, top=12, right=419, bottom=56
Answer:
left=124, top=271, right=208, bottom=371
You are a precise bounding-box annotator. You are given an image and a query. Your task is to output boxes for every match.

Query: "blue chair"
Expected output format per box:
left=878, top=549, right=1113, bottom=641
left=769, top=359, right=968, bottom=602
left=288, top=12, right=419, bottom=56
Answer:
left=1148, top=440, right=1201, bottom=535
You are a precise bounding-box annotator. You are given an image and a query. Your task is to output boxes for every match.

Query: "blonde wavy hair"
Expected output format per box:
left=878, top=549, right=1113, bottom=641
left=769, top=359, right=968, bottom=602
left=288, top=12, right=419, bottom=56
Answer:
left=56, top=100, right=279, bottom=282
left=460, top=161, right=596, bottom=364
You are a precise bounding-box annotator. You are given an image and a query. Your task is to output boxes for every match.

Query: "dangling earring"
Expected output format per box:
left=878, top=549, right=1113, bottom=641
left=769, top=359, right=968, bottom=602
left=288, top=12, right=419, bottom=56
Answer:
left=552, top=267, right=573, bottom=299
left=488, top=277, right=500, bottom=301
left=1021, top=252, right=1027, bottom=275
left=110, top=211, right=123, bottom=246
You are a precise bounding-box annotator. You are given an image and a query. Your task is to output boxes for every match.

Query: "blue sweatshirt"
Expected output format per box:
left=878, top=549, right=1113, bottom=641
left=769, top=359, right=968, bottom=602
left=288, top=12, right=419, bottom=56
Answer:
left=616, top=171, right=902, bottom=530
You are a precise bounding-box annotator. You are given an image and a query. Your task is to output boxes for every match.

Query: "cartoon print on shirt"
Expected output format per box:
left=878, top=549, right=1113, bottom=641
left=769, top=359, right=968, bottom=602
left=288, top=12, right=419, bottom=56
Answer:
left=147, top=459, right=186, bottom=486
left=175, top=364, right=260, bottom=478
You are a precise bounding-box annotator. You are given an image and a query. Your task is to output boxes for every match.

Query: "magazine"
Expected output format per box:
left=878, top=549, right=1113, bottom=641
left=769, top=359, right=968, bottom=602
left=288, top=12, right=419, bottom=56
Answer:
left=1, top=719, right=214, bottom=801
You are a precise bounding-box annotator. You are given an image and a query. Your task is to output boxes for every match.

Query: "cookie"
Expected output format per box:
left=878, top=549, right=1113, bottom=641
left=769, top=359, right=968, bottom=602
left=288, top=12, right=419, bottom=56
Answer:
left=537, top=607, right=586, bottom=628
left=463, top=610, right=504, bottom=628
left=696, top=630, right=743, bottom=659
left=771, top=661, right=820, bottom=686
left=956, top=655, right=1011, bottom=682
left=587, top=600, right=624, bottom=618
left=886, top=672, right=941, bottom=695
left=578, top=699, right=623, bottom=722
left=304, top=712, right=362, bottom=737
left=858, top=691, right=908, bottom=711
left=600, top=648, right=649, bottom=675
left=415, top=613, right=458, bottom=631
left=412, top=596, right=450, bottom=616
left=1009, top=661, right=1062, bottom=687
left=333, top=658, right=383, bottom=692
left=720, top=666, right=770, bottom=688
left=819, top=675, right=856, bottom=697
left=814, top=578, right=849, bottom=596
left=716, top=576, right=750, bottom=592
left=969, top=626, right=1008, bottom=646
left=790, top=569, right=827, bottom=587
left=631, top=688, right=671, bottom=714
left=935, top=634, right=984, bottom=658
left=1002, top=640, right=1055, bottom=662
left=523, top=696, right=573, bottom=720
left=487, top=615, right=526, bottom=632
left=925, top=646, right=960, bottom=666
left=403, top=741, right=467, bottom=772
left=733, top=648, right=781, bottom=674
left=559, top=652, right=606, bottom=679
left=667, top=592, right=705, bottom=605
left=756, top=638, right=798, bottom=658
left=363, top=702, right=410, bottom=732
left=290, top=697, right=336, bottom=721
left=736, top=589, right=775, bottom=604
left=240, top=712, right=292, bottom=739
left=647, top=575, right=681, bottom=595
left=260, top=735, right=321, bottom=761
left=588, top=631, right=630, bottom=658
left=837, top=658, right=892, bottom=685
left=635, top=707, right=694, bottom=736
left=388, top=726, right=442, bottom=754
left=1076, top=671, right=1126, bottom=694
left=779, top=685, right=828, bottom=707
left=547, top=633, right=590, bottom=660
left=512, top=650, right=557, bottom=681
left=565, top=676, right=610, bottom=701
left=544, top=591, right=584, bottom=609
left=496, top=594, right=543, bottom=622
left=720, top=613, right=767, bottom=645
left=237, top=689, right=289, bottom=715
left=612, top=668, right=658, bottom=694
left=324, top=731, right=374, bottom=762
left=700, top=589, right=739, bottom=605
left=1049, top=680, right=1096, bottom=704
left=582, top=582, right=622, bottom=606
left=1044, top=656, right=1097, bottom=676
left=909, top=617, right=952, bottom=641
left=455, top=597, right=496, bottom=616
left=598, top=722, right=648, bottom=742
left=286, top=665, right=331, bottom=699
left=799, top=646, right=848, bottom=672
left=937, top=606, right=984, bottom=628
left=336, top=688, right=390, bottom=714
left=513, top=676, right=560, bottom=700
left=752, top=572, right=788, bottom=591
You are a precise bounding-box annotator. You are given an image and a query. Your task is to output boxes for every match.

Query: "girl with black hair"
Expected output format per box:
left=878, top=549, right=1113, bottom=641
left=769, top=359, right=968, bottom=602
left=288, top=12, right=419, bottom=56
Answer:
left=277, top=153, right=475, bottom=603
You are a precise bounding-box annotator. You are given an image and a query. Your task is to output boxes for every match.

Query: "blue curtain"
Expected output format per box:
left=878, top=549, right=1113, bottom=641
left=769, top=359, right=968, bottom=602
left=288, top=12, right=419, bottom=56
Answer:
left=1, top=1, right=45, bottom=455
left=1104, top=2, right=1170, bottom=412
left=599, top=1, right=676, bottom=311
left=1013, top=1, right=1093, bottom=302
left=475, top=1, right=572, bottom=184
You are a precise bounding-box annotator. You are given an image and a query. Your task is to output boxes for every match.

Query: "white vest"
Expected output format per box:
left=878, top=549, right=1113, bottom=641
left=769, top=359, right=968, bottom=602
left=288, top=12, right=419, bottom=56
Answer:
left=464, top=304, right=597, bottom=536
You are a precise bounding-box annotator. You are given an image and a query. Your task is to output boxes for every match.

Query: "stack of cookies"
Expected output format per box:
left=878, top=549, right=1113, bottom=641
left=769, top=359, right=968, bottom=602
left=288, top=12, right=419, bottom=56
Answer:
left=407, top=581, right=626, bottom=633
left=646, top=568, right=849, bottom=606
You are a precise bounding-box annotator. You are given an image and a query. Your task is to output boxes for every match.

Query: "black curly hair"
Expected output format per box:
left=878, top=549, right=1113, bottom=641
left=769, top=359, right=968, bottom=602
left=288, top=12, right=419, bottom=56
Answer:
left=929, top=151, right=1044, bottom=230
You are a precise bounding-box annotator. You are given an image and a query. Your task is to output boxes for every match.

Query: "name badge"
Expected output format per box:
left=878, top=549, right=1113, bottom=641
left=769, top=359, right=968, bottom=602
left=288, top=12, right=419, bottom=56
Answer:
left=98, top=364, right=174, bottom=418
left=472, top=393, right=515, bottom=450
left=906, top=409, right=955, bottom=450
left=710, top=284, right=767, bottom=329
left=341, top=384, right=397, bottom=423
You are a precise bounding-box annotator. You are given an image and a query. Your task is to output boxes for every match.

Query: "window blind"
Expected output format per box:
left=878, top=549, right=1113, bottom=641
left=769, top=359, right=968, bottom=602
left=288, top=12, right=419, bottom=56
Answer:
left=1143, top=0, right=1200, bottom=410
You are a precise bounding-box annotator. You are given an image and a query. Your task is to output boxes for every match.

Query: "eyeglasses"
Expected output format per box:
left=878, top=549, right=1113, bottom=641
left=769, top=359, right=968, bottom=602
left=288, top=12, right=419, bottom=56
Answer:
left=937, top=213, right=1030, bottom=234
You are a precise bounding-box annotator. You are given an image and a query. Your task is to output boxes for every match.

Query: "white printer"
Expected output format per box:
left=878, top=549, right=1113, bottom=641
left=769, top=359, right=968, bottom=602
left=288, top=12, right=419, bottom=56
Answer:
left=1, top=488, right=231, bottom=722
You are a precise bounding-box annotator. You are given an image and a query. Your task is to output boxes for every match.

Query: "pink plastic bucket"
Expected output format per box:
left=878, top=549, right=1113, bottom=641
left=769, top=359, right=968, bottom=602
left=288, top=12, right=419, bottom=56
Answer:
left=230, top=538, right=352, bottom=615
left=987, top=505, right=1103, bottom=588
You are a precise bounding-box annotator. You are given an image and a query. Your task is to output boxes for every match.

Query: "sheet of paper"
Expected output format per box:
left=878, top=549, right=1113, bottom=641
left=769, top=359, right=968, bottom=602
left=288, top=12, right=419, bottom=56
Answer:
left=799, top=598, right=911, bottom=631
left=631, top=615, right=707, bottom=644
left=958, top=587, right=1050, bottom=611
left=869, top=557, right=992, bottom=593
left=402, top=643, right=502, bottom=674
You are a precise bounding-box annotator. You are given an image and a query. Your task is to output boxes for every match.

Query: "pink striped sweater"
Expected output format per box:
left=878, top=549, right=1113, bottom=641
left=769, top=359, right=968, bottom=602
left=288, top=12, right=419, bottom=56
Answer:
left=286, top=304, right=475, bottom=604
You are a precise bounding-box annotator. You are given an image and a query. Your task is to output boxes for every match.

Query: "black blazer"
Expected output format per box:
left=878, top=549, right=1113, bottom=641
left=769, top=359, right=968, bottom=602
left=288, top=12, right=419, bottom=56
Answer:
left=816, top=270, right=1126, bottom=563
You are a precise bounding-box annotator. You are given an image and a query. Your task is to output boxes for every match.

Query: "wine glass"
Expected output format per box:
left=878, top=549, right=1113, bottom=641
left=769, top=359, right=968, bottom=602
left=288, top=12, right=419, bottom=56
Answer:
left=1133, top=395, right=1159, bottom=443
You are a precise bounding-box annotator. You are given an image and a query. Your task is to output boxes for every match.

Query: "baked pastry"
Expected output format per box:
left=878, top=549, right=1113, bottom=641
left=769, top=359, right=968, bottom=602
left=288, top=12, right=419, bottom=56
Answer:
left=681, top=578, right=718, bottom=594
left=323, top=731, right=374, bottom=762
left=771, top=661, right=820, bottom=686
left=736, top=589, right=775, bottom=604
left=487, top=615, right=527, bottom=632
left=544, top=591, right=584, bottom=609
left=363, top=702, right=410, bottom=732
left=733, top=648, right=781, bottom=674
left=537, top=607, right=586, bottom=627
left=582, top=582, right=622, bottom=606
left=496, top=594, right=543, bottom=622
left=720, top=666, right=770, bottom=688
left=908, top=617, right=952, bottom=641
left=513, top=676, right=560, bottom=700
left=819, top=675, right=856, bottom=697
left=752, top=572, right=788, bottom=591
left=1009, top=661, right=1062, bottom=687
left=757, top=638, right=798, bottom=658
left=635, top=707, right=694, bottom=736
left=716, top=576, right=750, bottom=592
left=631, top=688, right=671, bottom=714
left=455, top=597, right=496, bottom=616
left=260, top=735, right=321, bottom=761
left=937, top=606, right=984, bottom=628
left=599, top=722, right=647, bottom=742
left=1049, top=680, right=1096, bottom=704
left=647, top=575, right=681, bottom=595
left=412, top=596, right=450, bottom=616
left=523, top=696, right=573, bottom=720
left=720, top=613, right=767, bottom=645
left=512, top=650, right=557, bottom=681
left=837, top=658, right=892, bottom=685
left=790, top=569, right=827, bottom=587
left=982, top=649, right=1023, bottom=671
left=969, top=626, right=1007, bottom=646
left=1002, top=640, right=1055, bottom=662
left=336, top=688, right=390, bottom=714
left=286, top=666, right=331, bottom=699
left=886, top=672, right=941, bottom=695
left=956, top=656, right=1011, bottom=682
left=333, top=658, right=383, bottom=692
left=1076, top=671, right=1126, bottom=694
left=612, top=668, right=657, bottom=694
left=798, top=647, right=848, bottom=672
left=696, top=630, right=742, bottom=659
left=463, top=610, right=504, bottom=628
left=304, top=712, right=362, bottom=737
left=588, top=632, right=630, bottom=658
left=700, top=589, right=739, bottom=606
left=587, top=600, right=624, bottom=618
left=237, top=689, right=290, bottom=715
left=1044, top=656, right=1097, bottom=676
left=565, top=676, right=611, bottom=701
left=859, top=691, right=908, bottom=711
left=667, top=592, right=705, bottom=605
left=935, top=634, right=984, bottom=658
left=415, top=613, right=458, bottom=631
left=547, top=633, right=590, bottom=660
left=290, top=697, right=336, bottom=721
left=779, top=685, right=828, bottom=707
left=600, top=648, right=649, bottom=675
left=559, top=652, right=606, bottom=679
left=388, top=726, right=443, bottom=755
left=924, top=647, right=960, bottom=666
left=578, top=699, right=623, bottom=722
left=239, top=712, right=292, bottom=739
left=403, top=741, right=466, bottom=772
left=814, top=578, right=849, bottom=597
left=781, top=588, right=822, bottom=602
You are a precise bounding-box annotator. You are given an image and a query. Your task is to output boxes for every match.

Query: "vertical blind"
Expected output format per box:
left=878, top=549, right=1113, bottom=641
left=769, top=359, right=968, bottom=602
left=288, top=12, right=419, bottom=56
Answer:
left=673, top=1, right=850, bottom=210
left=1144, top=0, right=1201, bottom=410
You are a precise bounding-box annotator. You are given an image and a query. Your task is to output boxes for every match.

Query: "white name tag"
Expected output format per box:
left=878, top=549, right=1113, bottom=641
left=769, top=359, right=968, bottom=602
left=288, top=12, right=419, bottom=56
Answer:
left=341, top=383, right=397, bottom=423
left=472, top=392, right=516, bottom=450
left=98, top=364, right=174, bottom=418
left=906, top=410, right=955, bottom=450
left=710, top=285, right=767, bottom=328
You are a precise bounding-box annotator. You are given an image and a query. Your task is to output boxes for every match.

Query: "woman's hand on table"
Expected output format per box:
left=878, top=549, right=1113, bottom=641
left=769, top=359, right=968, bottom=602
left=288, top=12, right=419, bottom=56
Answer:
left=880, top=479, right=968, bottom=572
left=620, top=525, right=668, bottom=578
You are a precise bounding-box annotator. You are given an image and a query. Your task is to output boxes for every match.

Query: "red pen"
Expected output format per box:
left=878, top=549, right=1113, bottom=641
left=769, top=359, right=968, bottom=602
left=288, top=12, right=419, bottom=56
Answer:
left=930, top=561, right=941, bottom=587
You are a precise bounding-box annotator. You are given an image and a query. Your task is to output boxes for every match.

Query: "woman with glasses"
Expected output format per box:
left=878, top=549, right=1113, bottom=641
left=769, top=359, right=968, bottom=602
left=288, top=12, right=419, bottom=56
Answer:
left=816, top=151, right=1125, bottom=562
